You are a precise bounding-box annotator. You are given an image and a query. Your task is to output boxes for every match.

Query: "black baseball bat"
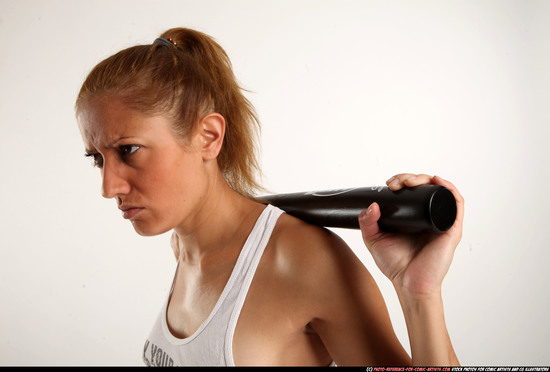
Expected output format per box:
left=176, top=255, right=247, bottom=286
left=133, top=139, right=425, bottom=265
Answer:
left=261, top=185, right=457, bottom=234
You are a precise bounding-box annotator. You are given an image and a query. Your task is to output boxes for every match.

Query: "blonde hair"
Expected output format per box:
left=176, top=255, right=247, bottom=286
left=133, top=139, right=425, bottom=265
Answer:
left=76, top=28, right=262, bottom=198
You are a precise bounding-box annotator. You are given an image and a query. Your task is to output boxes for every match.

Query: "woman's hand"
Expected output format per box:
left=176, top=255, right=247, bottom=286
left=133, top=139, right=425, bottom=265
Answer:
left=358, top=174, right=464, bottom=299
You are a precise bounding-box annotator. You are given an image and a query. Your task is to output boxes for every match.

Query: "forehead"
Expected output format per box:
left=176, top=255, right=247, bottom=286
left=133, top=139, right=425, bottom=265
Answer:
left=77, top=97, right=168, bottom=150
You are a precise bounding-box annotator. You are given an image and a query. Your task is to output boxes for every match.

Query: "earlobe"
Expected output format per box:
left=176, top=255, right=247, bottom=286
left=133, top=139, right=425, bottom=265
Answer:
left=200, top=113, right=225, bottom=160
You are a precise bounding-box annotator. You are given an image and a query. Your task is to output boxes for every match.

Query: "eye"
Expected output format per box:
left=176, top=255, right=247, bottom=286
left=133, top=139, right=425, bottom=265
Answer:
left=119, top=145, right=140, bottom=159
left=85, top=152, right=103, bottom=168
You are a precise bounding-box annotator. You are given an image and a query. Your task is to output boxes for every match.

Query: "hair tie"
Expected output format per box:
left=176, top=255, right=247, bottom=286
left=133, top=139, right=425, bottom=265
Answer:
left=154, top=37, right=176, bottom=47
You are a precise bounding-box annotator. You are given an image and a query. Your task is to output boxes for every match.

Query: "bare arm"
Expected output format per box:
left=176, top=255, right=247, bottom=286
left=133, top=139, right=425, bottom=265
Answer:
left=274, top=218, right=412, bottom=366
left=396, top=289, right=458, bottom=365
left=359, top=174, right=463, bottom=365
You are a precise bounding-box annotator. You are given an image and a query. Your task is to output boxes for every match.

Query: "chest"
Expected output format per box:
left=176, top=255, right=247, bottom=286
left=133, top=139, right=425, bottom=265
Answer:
left=164, top=255, right=330, bottom=366
left=166, top=260, right=233, bottom=339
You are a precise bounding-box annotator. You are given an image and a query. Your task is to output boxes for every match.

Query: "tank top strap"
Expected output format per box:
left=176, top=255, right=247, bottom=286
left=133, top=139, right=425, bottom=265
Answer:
left=224, top=204, right=284, bottom=365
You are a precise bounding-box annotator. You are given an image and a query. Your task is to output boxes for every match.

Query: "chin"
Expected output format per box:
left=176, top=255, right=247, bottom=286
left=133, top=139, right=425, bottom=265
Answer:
left=131, top=220, right=172, bottom=237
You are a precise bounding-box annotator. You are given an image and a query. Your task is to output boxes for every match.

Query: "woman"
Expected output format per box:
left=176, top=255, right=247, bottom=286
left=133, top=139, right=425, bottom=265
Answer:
left=76, top=28, right=463, bottom=366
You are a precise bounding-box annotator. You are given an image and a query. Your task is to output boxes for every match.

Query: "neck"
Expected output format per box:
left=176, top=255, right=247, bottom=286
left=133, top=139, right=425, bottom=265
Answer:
left=172, top=171, right=264, bottom=265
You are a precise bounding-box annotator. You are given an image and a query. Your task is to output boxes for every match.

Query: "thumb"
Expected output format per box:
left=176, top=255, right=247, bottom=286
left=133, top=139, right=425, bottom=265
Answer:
left=358, top=202, right=382, bottom=247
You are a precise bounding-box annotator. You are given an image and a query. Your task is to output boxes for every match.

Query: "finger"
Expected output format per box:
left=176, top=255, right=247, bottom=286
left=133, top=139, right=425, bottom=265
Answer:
left=358, top=202, right=383, bottom=247
left=387, top=173, right=414, bottom=190
left=402, top=174, right=433, bottom=188
left=387, top=173, right=430, bottom=190
left=386, top=173, right=413, bottom=186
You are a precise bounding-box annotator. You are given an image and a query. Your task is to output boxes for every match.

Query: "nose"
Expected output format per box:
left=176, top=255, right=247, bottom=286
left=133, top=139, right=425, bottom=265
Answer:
left=101, top=161, right=131, bottom=199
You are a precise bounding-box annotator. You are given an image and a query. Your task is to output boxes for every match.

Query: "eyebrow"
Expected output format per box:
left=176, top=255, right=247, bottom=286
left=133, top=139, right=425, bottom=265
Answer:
left=83, top=136, right=139, bottom=154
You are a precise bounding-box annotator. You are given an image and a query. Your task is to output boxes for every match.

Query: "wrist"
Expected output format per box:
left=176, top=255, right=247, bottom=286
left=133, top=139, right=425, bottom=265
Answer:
left=392, top=274, right=443, bottom=303
left=393, top=284, right=458, bottom=366
left=393, top=280, right=446, bottom=328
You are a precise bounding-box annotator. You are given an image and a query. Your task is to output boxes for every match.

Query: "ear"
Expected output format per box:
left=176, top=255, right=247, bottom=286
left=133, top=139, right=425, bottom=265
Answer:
left=200, top=113, right=225, bottom=160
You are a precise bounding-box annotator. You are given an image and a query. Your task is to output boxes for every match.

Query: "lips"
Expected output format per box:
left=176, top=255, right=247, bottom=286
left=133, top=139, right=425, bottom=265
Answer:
left=119, top=206, right=144, bottom=219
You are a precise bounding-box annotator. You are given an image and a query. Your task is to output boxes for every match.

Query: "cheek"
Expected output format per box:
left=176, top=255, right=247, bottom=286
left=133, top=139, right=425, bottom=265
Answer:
left=129, top=155, right=205, bottom=236
left=142, top=153, right=204, bottom=205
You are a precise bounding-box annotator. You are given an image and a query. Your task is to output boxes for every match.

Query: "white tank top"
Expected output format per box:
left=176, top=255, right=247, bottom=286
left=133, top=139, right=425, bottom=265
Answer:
left=143, top=205, right=284, bottom=366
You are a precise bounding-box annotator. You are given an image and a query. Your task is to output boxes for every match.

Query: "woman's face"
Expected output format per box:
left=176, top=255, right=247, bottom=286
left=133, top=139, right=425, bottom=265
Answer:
left=77, top=98, right=208, bottom=236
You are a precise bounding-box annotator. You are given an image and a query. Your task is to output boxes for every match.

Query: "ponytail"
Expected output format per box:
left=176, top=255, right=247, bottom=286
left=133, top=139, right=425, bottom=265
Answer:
left=76, top=28, right=263, bottom=198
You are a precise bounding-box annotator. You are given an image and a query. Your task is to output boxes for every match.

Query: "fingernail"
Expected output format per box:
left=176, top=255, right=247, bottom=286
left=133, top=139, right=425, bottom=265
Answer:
left=359, top=206, right=372, bottom=221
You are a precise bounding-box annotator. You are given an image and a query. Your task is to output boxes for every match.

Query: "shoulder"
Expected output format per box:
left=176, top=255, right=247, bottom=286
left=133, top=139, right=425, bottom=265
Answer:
left=262, top=211, right=376, bottom=309
left=269, top=212, right=355, bottom=270
left=259, top=211, right=410, bottom=365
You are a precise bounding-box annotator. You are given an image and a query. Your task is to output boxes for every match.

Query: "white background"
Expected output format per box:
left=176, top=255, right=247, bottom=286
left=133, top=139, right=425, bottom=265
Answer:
left=1, top=0, right=549, bottom=366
